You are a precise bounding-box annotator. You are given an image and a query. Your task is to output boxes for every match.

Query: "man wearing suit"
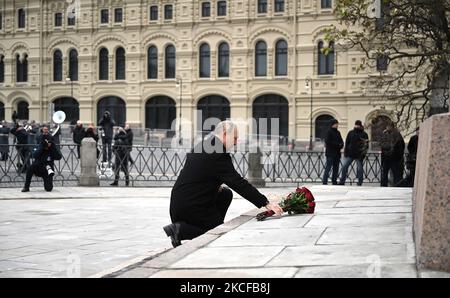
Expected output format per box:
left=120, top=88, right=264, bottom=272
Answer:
left=164, top=121, right=282, bottom=248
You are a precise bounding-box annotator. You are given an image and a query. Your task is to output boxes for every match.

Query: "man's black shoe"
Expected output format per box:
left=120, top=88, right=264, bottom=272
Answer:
left=21, top=188, right=29, bottom=192
left=163, top=223, right=181, bottom=248
left=110, top=182, right=118, bottom=186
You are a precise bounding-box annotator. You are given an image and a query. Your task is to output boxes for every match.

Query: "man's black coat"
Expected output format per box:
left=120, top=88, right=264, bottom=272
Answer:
left=325, top=127, right=344, bottom=158
left=170, top=136, right=269, bottom=230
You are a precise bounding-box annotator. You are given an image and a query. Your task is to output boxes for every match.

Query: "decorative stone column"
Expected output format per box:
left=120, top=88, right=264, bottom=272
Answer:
left=78, top=137, right=100, bottom=186
left=413, top=112, right=450, bottom=271
left=247, top=146, right=266, bottom=187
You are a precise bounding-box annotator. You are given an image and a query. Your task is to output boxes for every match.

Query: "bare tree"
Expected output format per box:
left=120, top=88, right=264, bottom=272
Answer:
left=325, top=0, right=450, bottom=133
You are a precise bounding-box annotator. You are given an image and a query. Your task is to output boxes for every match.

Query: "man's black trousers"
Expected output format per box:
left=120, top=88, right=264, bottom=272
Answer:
left=24, top=162, right=54, bottom=191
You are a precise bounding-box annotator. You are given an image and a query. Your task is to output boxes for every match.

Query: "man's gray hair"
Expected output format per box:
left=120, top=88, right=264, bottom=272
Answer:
left=214, top=120, right=236, bottom=136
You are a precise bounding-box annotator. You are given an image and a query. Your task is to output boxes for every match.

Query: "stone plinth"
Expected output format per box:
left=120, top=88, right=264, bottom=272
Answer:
left=413, top=112, right=450, bottom=271
left=78, top=138, right=100, bottom=186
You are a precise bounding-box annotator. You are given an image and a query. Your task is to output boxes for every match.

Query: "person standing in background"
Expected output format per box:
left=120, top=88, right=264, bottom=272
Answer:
left=73, top=121, right=86, bottom=159
left=98, top=111, right=115, bottom=166
left=124, top=123, right=134, bottom=165
left=380, top=124, right=405, bottom=187
left=322, top=119, right=344, bottom=185
left=0, top=120, right=11, bottom=161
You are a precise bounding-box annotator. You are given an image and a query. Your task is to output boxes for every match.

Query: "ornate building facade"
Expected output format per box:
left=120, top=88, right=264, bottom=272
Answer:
left=0, top=0, right=414, bottom=143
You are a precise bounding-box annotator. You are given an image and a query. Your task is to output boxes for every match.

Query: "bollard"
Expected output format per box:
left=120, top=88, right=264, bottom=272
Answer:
left=78, top=137, right=100, bottom=186
left=247, top=146, right=266, bottom=187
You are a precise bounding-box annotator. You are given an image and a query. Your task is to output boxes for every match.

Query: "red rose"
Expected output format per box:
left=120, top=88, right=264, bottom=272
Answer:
left=306, top=208, right=314, bottom=213
left=285, top=193, right=292, bottom=201
left=308, top=202, right=316, bottom=208
left=305, top=192, right=314, bottom=202
left=296, top=188, right=303, bottom=193
left=302, top=187, right=312, bottom=195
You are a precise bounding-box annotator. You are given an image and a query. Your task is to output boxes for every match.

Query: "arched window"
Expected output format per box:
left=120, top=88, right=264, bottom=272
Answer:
left=275, top=40, right=288, bottom=76
left=145, top=96, right=176, bottom=130
left=165, top=45, right=176, bottom=79
left=69, top=49, right=78, bottom=81
left=147, top=46, right=158, bottom=79
left=197, top=95, right=230, bottom=134
left=115, top=47, right=126, bottom=80
left=318, top=41, right=335, bottom=75
left=97, top=96, right=126, bottom=127
left=0, top=55, right=4, bottom=83
left=16, top=54, right=28, bottom=82
left=17, top=101, right=29, bottom=120
left=255, top=41, right=267, bottom=77
left=315, top=114, right=334, bottom=141
left=53, top=50, right=63, bottom=82
left=0, top=102, right=4, bottom=121
left=199, top=43, right=210, bottom=78
left=99, top=48, right=109, bottom=80
left=18, top=9, right=26, bottom=28
left=53, top=97, right=79, bottom=124
left=252, top=94, right=289, bottom=138
left=218, top=42, right=229, bottom=77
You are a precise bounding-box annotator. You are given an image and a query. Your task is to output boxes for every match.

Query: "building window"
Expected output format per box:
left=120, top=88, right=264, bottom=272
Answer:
left=255, top=41, right=267, bottom=77
left=202, top=2, right=211, bottom=17
left=16, top=54, right=28, bottom=82
left=115, top=47, right=126, bottom=80
left=315, top=115, right=334, bottom=140
left=69, top=49, right=78, bottom=81
left=274, top=0, right=285, bottom=12
left=17, top=101, right=29, bottom=120
left=100, top=9, right=109, bottom=23
left=218, top=42, right=229, bottom=77
left=252, top=94, right=289, bottom=138
left=68, top=7, right=76, bottom=26
left=150, top=6, right=158, bottom=21
left=164, top=5, right=173, bottom=20
left=0, top=55, right=4, bottom=83
left=148, top=46, right=158, bottom=79
left=197, top=96, right=230, bottom=134
left=165, top=45, right=176, bottom=79
left=145, top=96, right=176, bottom=130
left=217, top=1, right=227, bottom=16
left=18, top=9, right=26, bottom=28
left=99, top=48, right=109, bottom=80
left=321, top=0, right=332, bottom=9
left=114, top=8, right=123, bottom=23
left=55, top=13, right=63, bottom=27
left=0, top=12, right=3, bottom=30
left=53, top=50, right=63, bottom=82
left=258, top=0, right=268, bottom=13
left=199, top=43, right=211, bottom=78
left=376, top=54, right=388, bottom=71
left=318, top=41, right=335, bottom=75
left=275, top=40, right=288, bottom=76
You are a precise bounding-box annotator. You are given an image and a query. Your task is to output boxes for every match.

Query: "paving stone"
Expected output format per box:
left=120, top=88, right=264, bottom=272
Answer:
left=316, top=226, right=413, bottom=245
left=419, top=270, right=450, bottom=278
left=152, top=267, right=299, bottom=278
left=335, top=199, right=412, bottom=208
left=236, top=214, right=313, bottom=230
left=209, top=228, right=324, bottom=247
left=294, top=264, right=417, bottom=278
left=315, top=206, right=412, bottom=215
left=305, top=213, right=408, bottom=228
left=268, top=243, right=415, bottom=267
left=170, top=246, right=285, bottom=269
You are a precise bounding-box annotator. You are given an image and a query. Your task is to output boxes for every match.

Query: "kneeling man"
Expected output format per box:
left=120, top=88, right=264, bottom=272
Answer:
left=164, top=121, right=282, bottom=247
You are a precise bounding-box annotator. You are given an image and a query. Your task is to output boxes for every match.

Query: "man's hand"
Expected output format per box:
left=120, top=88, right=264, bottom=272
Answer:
left=265, top=202, right=283, bottom=216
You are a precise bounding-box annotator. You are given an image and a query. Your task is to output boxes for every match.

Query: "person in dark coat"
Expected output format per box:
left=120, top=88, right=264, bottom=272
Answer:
left=110, top=128, right=130, bottom=187
left=380, top=124, right=405, bottom=187
left=22, top=126, right=60, bottom=192
left=163, top=121, right=283, bottom=248
left=322, top=119, right=344, bottom=185
left=98, top=111, right=116, bottom=164
left=72, top=121, right=86, bottom=158
left=397, top=128, right=419, bottom=187
left=0, top=121, right=11, bottom=161
left=11, top=122, right=31, bottom=173
left=12, top=110, right=18, bottom=123
left=124, top=123, right=134, bottom=165
left=84, top=124, right=100, bottom=158
left=339, top=120, right=369, bottom=186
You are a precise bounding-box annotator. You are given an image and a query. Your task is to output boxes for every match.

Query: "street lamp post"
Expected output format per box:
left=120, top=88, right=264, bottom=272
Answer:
left=176, top=76, right=183, bottom=145
left=305, top=76, right=314, bottom=151
left=66, top=77, right=73, bottom=99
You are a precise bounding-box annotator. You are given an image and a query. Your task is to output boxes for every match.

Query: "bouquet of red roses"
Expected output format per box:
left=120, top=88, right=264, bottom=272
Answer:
left=256, top=187, right=316, bottom=221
